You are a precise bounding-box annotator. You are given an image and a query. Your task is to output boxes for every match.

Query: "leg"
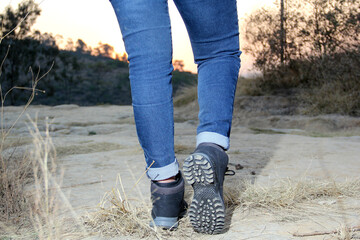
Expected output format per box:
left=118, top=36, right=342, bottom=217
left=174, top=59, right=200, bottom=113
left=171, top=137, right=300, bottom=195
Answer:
left=174, top=0, right=241, bottom=234
left=174, top=0, right=241, bottom=150
left=110, top=0, right=178, bottom=181
left=110, top=0, right=187, bottom=229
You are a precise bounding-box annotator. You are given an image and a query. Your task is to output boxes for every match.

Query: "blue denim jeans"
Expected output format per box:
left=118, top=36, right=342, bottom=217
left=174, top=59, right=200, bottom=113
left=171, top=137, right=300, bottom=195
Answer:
left=110, top=0, right=241, bottom=180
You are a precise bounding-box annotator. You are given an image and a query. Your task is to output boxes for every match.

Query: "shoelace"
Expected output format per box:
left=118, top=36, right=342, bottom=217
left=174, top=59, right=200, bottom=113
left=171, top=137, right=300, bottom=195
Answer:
left=225, top=167, right=235, bottom=176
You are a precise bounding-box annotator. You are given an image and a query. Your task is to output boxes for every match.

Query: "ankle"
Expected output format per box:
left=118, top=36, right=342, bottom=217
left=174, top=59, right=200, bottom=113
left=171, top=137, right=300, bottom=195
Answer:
left=157, top=176, right=176, bottom=183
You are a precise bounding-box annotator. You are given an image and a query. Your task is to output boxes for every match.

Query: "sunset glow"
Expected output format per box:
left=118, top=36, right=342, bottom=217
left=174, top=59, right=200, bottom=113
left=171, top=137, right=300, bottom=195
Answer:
left=1, top=0, right=274, bottom=75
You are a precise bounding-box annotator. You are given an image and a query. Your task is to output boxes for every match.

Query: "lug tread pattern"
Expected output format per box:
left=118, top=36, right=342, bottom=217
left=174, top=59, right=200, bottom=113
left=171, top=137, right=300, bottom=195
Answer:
left=183, top=154, right=225, bottom=234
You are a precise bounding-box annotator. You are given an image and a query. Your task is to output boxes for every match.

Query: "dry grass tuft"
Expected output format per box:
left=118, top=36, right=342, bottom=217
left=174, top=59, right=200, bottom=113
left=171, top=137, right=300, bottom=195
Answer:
left=27, top=117, right=88, bottom=239
left=83, top=179, right=153, bottom=238
left=27, top=117, right=64, bottom=239
left=237, top=77, right=265, bottom=96
left=299, top=79, right=360, bottom=116
left=1, top=136, right=33, bottom=151
left=238, top=52, right=360, bottom=116
left=224, top=178, right=360, bottom=210
left=84, top=174, right=199, bottom=239
left=0, top=68, right=49, bottom=225
left=0, top=117, right=77, bottom=239
left=0, top=32, right=54, bottom=225
left=55, top=142, right=124, bottom=157
left=84, top=176, right=360, bottom=238
left=0, top=14, right=87, bottom=239
left=0, top=150, right=33, bottom=222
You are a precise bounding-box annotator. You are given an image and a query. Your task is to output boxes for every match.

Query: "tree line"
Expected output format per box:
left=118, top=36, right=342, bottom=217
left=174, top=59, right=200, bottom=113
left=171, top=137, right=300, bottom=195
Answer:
left=2, top=0, right=359, bottom=115
left=0, top=0, right=196, bottom=106
left=243, top=0, right=360, bottom=115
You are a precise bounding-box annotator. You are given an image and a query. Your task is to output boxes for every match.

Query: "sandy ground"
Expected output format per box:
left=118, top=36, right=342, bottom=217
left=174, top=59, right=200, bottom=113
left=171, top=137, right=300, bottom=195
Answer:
left=2, top=104, right=360, bottom=239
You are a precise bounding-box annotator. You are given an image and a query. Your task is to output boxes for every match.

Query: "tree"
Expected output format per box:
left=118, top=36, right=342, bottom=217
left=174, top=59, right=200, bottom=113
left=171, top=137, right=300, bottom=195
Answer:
left=0, top=0, right=41, bottom=40
left=65, top=38, right=74, bottom=51
left=75, top=39, right=91, bottom=54
left=173, top=60, right=185, bottom=71
left=243, top=0, right=360, bottom=71
left=280, top=0, right=285, bottom=64
left=0, top=1, right=58, bottom=105
left=92, top=42, right=114, bottom=58
left=115, top=52, right=128, bottom=62
left=304, top=0, right=360, bottom=54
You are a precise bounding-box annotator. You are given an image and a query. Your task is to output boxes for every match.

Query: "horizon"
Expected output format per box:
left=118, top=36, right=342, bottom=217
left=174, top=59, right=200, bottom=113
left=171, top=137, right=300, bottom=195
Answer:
left=0, top=0, right=275, bottom=76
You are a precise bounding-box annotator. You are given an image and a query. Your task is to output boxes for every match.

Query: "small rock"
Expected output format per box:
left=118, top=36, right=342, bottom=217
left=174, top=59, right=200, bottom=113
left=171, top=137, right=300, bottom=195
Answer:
left=235, top=164, right=244, bottom=170
left=52, top=104, right=79, bottom=110
left=318, top=200, right=336, bottom=205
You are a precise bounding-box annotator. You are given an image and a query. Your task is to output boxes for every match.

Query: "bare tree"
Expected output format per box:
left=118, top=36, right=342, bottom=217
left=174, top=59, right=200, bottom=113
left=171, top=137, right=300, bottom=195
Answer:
left=243, top=0, right=360, bottom=71
left=0, top=0, right=41, bottom=40
left=92, top=42, right=115, bottom=58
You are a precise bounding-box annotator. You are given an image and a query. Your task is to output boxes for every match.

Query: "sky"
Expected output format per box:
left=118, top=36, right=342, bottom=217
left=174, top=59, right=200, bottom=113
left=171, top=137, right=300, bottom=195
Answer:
left=1, top=0, right=274, bottom=75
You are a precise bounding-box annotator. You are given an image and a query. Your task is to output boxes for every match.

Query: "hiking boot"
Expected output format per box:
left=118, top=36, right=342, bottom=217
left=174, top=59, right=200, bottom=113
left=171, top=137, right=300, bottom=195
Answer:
left=150, top=171, right=188, bottom=230
left=183, top=143, right=229, bottom=234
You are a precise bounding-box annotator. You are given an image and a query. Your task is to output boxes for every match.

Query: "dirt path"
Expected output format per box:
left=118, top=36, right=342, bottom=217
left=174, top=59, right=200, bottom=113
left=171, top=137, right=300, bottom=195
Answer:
left=3, top=104, right=360, bottom=239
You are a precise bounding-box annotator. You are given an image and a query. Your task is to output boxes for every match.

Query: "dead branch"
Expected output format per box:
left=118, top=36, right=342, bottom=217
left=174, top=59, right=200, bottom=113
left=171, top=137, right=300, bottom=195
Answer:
left=292, top=225, right=360, bottom=237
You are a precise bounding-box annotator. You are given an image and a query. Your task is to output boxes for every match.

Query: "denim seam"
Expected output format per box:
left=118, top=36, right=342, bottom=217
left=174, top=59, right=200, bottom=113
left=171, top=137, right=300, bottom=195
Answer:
left=190, top=32, right=239, bottom=44
left=132, top=98, right=172, bottom=107
left=122, top=26, right=171, bottom=39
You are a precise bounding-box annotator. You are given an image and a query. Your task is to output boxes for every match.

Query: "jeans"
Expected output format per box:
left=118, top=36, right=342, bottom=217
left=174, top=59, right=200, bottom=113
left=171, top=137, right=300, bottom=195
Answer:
left=110, top=0, right=241, bottom=181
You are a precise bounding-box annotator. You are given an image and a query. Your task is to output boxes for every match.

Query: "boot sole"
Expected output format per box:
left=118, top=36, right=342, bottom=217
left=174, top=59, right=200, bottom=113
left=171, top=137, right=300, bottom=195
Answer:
left=183, top=153, right=225, bottom=234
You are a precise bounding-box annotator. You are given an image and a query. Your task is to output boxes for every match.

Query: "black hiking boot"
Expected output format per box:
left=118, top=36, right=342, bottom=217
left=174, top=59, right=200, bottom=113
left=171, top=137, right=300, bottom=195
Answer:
left=150, top=171, right=188, bottom=230
left=183, top=143, right=229, bottom=234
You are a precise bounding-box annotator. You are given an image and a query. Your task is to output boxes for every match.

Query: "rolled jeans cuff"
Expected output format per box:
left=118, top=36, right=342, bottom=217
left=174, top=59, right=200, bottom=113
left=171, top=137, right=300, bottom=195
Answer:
left=196, top=131, right=230, bottom=150
left=146, top=158, right=179, bottom=181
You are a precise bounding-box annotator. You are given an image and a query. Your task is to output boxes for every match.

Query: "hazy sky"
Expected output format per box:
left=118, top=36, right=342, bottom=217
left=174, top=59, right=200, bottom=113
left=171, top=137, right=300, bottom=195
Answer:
left=1, top=0, right=274, bottom=75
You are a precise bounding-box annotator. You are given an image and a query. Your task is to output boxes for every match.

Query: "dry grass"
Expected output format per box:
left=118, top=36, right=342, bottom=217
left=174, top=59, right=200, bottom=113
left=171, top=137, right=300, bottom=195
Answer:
left=237, top=77, right=265, bottom=96
left=225, top=178, right=360, bottom=210
left=26, top=117, right=88, bottom=239
left=0, top=27, right=86, bottom=238
left=83, top=174, right=153, bottom=238
left=238, top=52, right=360, bottom=116
left=0, top=65, right=51, bottom=229
left=0, top=11, right=91, bottom=239
left=0, top=152, right=33, bottom=222
left=0, top=20, right=55, bottom=224
left=55, top=142, right=124, bottom=157
left=27, top=118, right=63, bottom=239
left=0, top=118, right=78, bottom=239
left=0, top=134, right=33, bottom=225
left=84, top=175, right=360, bottom=239
left=1, top=136, right=33, bottom=151
left=83, top=174, right=199, bottom=239
left=299, top=79, right=360, bottom=116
